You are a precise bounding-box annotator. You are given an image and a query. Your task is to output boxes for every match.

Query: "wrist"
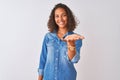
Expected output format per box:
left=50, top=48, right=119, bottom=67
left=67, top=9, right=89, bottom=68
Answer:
left=67, top=45, right=76, bottom=51
left=67, top=41, right=75, bottom=46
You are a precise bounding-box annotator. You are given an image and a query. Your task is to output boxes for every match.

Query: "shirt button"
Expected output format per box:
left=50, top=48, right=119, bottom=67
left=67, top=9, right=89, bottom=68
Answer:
left=55, top=67, right=57, bottom=69
left=56, top=58, right=58, bottom=60
left=56, top=50, right=59, bottom=52
left=55, top=77, right=57, bottom=80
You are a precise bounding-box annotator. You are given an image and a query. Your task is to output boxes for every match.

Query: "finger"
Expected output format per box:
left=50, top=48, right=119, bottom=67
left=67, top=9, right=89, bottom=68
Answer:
left=64, top=37, right=74, bottom=42
left=75, top=35, right=85, bottom=39
left=75, top=34, right=85, bottom=39
left=80, top=36, right=85, bottom=39
left=64, top=37, right=71, bottom=42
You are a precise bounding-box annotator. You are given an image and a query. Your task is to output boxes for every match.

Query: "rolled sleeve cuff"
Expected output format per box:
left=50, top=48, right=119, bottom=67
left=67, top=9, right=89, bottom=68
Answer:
left=66, top=51, right=80, bottom=63
left=38, top=69, right=44, bottom=75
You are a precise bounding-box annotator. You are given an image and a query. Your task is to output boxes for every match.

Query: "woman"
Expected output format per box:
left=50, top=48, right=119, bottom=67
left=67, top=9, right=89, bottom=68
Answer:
left=38, top=3, right=84, bottom=80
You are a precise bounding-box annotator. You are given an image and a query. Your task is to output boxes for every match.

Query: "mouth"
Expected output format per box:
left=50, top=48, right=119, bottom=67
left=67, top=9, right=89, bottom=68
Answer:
left=59, top=22, right=65, bottom=25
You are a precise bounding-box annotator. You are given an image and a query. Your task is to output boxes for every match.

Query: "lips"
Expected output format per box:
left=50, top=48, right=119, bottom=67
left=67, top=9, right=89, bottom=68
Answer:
left=59, top=22, right=65, bottom=25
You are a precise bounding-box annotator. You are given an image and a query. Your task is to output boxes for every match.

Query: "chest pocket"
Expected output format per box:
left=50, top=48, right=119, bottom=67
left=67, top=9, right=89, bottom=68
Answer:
left=46, top=39, right=56, bottom=47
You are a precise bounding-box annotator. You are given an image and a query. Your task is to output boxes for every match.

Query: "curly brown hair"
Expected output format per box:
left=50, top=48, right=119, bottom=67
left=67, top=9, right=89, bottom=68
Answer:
left=47, top=3, right=78, bottom=32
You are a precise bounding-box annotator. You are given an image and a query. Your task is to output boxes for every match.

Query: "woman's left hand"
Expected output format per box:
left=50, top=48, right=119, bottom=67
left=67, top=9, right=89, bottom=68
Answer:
left=63, top=34, right=85, bottom=42
left=63, top=34, right=85, bottom=46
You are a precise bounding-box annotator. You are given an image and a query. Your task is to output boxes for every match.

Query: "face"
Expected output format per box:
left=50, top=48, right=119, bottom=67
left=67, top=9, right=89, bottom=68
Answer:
left=54, top=8, right=68, bottom=29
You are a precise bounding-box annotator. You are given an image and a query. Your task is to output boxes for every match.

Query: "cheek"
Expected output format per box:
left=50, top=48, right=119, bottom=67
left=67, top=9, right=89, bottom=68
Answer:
left=64, top=17, right=68, bottom=22
left=55, top=18, right=58, bottom=23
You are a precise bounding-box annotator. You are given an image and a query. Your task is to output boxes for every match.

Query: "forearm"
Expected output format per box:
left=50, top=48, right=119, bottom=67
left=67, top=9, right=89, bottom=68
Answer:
left=67, top=42, right=76, bottom=60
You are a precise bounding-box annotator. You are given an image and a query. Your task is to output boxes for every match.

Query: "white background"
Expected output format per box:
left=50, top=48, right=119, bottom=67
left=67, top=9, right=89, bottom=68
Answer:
left=0, top=0, right=120, bottom=80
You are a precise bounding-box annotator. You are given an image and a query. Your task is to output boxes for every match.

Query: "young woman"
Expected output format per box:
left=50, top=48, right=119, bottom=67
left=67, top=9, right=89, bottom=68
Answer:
left=38, top=3, right=84, bottom=80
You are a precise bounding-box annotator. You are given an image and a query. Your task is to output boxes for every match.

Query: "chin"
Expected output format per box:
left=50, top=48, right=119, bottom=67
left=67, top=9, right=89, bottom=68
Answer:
left=58, top=25, right=67, bottom=28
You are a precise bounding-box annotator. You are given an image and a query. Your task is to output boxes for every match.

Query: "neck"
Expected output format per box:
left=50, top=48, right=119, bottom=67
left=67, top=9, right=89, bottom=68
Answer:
left=58, top=28, right=68, bottom=35
left=57, top=28, right=68, bottom=39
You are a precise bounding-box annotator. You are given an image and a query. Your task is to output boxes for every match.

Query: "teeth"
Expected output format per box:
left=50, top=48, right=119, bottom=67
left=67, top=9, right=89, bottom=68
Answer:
left=59, top=22, right=64, bottom=25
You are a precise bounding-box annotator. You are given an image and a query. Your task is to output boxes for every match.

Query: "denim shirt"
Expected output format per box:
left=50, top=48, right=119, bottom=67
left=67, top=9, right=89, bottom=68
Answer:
left=38, top=31, right=82, bottom=80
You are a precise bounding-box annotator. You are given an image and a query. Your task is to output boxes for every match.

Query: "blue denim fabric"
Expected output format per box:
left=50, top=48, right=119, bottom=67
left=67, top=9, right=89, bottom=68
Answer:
left=38, top=31, right=82, bottom=80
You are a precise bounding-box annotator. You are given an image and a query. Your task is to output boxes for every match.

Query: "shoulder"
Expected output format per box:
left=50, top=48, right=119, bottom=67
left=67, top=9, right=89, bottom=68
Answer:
left=43, top=32, right=56, bottom=44
left=44, top=32, right=56, bottom=40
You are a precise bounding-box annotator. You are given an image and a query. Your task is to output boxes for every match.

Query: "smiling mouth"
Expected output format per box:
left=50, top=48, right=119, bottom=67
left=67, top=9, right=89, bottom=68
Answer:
left=59, top=22, right=65, bottom=25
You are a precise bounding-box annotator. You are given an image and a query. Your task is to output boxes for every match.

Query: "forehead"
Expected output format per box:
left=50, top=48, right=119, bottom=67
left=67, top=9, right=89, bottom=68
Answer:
left=55, top=8, right=67, bottom=14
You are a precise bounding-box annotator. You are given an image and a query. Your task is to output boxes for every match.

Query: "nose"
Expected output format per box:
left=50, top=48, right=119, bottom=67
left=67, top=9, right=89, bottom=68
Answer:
left=59, top=16, right=63, bottom=21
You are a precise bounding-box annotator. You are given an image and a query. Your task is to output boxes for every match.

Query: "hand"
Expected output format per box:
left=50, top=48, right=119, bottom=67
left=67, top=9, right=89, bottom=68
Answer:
left=38, top=75, right=43, bottom=80
left=63, top=34, right=85, bottom=42
left=63, top=34, right=85, bottom=46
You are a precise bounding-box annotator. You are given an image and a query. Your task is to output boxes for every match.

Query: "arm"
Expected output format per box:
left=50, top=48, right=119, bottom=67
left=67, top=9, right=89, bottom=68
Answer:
left=64, top=34, right=84, bottom=62
left=38, top=75, right=43, bottom=80
left=38, top=34, right=48, bottom=80
left=67, top=41, right=76, bottom=60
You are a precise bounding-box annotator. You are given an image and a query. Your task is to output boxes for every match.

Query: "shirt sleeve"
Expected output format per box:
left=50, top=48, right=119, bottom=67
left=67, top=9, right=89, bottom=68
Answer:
left=66, top=39, right=82, bottom=63
left=38, top=34, right=48, bottom=76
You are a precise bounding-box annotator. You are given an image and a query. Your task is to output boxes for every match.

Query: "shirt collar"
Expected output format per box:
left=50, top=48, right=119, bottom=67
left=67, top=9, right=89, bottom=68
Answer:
left=51, top=30, right=74, bottom=39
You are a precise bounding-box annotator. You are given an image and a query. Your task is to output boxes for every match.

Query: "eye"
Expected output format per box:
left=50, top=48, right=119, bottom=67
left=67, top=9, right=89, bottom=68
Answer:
left=63, top=14, right=67, bottom=16
left=55, top=15, right=59, bottom=18
left=62, top=14, right=67, bottom=17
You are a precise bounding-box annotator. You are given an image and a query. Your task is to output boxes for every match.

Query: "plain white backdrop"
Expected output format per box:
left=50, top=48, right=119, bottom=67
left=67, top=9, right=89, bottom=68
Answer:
left=0, top=0, right=120, bottom=80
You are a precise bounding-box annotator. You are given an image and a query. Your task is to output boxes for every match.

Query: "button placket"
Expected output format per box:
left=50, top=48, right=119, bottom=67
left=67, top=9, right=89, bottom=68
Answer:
left=54, top=48, right=59, bottom=80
